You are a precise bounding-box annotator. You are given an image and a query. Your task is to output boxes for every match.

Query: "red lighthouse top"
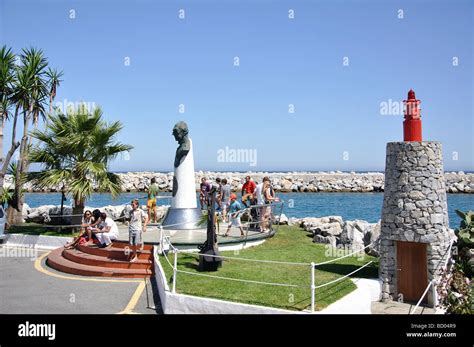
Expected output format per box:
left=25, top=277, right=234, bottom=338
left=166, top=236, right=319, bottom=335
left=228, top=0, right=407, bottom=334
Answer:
left=403, top=89, right=422, bottom=141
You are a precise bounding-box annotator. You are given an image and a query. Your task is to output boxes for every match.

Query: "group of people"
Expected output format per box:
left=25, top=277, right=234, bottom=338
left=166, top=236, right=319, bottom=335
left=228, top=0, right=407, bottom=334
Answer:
left=65, top=198, right=150, bottom=263
left=64, top=175, right=280, bottom=259
left=200, top=175, right=280, bottom=236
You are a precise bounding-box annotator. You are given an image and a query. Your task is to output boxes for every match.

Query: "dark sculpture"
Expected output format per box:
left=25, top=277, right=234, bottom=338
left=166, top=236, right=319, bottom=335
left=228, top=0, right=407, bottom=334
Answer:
left=198, top=184, right=222, bottom=272
left=172, top=121, right=191, bottom=169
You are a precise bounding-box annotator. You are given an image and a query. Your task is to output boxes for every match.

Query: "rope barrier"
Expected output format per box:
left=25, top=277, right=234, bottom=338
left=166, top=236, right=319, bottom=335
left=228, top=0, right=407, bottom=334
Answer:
left=33, top=215, right=129, bottom=229
left=178, top=249, right=310, bottom=266
left=410, top=281, right=435, bottom=315
left=314, top=260, right=375, bottom=289
left=314, top=242, right=375, bottom=267
left=161, top=248, right=176, bottom=269
left=176, top=269, right=301, bottom=288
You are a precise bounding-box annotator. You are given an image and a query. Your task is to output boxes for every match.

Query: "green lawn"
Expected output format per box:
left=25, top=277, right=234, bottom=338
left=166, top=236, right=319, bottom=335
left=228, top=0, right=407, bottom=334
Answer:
left=6, top=223, right=77, bottom=237
left=159, top=225, right=379, bottom=311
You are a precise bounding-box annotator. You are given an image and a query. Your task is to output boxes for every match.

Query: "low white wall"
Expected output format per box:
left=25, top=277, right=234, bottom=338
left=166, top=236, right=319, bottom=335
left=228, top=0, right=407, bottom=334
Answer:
left=2, top=234, right=72, bottom=250
left=153, top=247, right=301, bottom=315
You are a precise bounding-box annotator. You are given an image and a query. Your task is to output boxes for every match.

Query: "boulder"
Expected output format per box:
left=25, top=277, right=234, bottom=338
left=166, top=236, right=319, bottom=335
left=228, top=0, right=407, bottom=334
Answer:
left=364, top=221, right=381, bottom=257
left=276, top=213, right=289, bottom=225
left=341, top=220, right=365, bottom=248
left=287, top=217, right=301, bottom=226
left=313, top=234, right=337, bottom=248
left=281, top=179, right=293, bottom=191
left=313, top=223, right=343, bottom=237
left=25, top=205, right=58, bottom=224
left=23, top=204, right=170, bottom=225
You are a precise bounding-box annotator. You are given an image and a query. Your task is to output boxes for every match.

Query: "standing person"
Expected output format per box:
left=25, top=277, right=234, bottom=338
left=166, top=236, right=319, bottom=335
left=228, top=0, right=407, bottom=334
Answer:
left=264, top=178, right=280, bottom=229
left=215, top=177, right=223, bottom=212
left=224, top=194, right=245, bottom=238
left=90, top=212, right=120, bottom=248
left=128, top=199, right=149, bottom=263
left=254, top=177, right=270, bottom=233
left=147, top=177, right=159, bottom=224
left=199, top=177, right=211, bottom=210
left=220, top=179, right=231, bottom=223
left=241, top=175, right=257, bottom=208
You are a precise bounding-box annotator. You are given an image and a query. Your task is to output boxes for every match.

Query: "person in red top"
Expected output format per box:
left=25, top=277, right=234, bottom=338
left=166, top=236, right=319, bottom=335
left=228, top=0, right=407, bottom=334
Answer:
left=241, top=176, right=257, bottom=207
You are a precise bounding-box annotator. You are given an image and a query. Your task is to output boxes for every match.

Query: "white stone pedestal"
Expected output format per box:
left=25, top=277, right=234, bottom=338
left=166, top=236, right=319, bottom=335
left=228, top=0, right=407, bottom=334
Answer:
left=162, top=138, right=202, bottom=230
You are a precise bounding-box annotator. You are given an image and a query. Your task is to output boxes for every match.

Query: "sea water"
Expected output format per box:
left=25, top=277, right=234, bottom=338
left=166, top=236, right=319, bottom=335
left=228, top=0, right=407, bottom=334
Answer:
left=23, top=192, right=473, bottom=229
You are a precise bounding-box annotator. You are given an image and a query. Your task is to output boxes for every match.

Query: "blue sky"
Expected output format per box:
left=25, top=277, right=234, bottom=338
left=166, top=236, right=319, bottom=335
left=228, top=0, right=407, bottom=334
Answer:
left=1, top=0, right=473, bottom=172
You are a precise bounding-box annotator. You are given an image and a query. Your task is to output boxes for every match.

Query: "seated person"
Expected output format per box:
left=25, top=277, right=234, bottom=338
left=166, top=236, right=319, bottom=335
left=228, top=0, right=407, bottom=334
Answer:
left=65, top=210, right=95, bottom=250
left=90, top=212, right=120, bottom=248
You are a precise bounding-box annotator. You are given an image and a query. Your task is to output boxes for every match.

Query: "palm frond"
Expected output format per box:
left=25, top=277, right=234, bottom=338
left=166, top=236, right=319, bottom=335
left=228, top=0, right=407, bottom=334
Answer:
left=30, top=106, right=132, bottom=205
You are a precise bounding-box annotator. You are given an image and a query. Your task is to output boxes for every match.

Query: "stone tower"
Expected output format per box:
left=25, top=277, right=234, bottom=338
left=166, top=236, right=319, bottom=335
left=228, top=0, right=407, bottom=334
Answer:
left=379, top=90, right=453, bottom=307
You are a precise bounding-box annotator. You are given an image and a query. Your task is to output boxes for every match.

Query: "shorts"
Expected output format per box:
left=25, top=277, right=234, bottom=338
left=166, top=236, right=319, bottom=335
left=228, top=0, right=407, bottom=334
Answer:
left=242, top=193, right=253, bottom=203
left=129, top=229, right=143, bottom=246
left=228, top=215, right=242, bottom=228
left=147, top=199, right=157, bottom=209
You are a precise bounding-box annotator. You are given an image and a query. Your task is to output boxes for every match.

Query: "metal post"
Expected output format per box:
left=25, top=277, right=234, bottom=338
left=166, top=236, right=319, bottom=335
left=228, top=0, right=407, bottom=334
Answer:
left=172, top=249, right=178, bottom=294
left=159, top=226, right=164, bottom=255
left=432, top=280, right=438, bottom=308
left=311, top=262, right=316, bottom=313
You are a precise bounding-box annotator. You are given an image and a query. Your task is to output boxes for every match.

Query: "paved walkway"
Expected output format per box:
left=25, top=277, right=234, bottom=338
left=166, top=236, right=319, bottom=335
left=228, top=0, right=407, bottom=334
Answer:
left=4, top=243, right=427, bottom=315
left=371, top=301, right=437, bottom=315
left=319, top=278, right=381, bottom=314
left=0, top=245, right=161, bottom=314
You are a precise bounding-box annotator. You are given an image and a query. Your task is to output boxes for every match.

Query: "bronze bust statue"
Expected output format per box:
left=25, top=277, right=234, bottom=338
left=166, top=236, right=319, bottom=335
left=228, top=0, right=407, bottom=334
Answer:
left=172, top=121, right=191, bottom=169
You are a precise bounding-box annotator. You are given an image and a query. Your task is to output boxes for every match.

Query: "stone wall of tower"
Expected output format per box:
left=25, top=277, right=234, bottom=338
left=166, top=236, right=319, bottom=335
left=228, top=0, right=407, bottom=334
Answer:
left=379, top=141, right=453, bottom=306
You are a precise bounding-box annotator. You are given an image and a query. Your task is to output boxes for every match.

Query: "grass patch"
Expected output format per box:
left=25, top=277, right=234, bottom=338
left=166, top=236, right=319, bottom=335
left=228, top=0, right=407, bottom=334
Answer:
left=159, top=225, right=379, bottom=311
left=6, top=223, right=77, bottom=237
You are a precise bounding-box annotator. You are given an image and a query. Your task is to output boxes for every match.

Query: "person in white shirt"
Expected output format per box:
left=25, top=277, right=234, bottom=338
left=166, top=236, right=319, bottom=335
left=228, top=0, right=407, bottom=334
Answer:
left=254, top=177, right=270, bottom=233
left=91, top=212, right=120, bottom=248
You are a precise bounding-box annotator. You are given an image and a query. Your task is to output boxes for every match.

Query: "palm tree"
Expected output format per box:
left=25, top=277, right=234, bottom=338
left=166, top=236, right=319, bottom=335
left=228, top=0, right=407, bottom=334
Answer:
left=28, top=105, right=133, bottom=226
left=45, top=68, right=63, bottom=118
left=0, top=46, right=18, bottom=190
left=10, top=48, right=49, bottom=224
left=0, top=46, right=62, bottom=225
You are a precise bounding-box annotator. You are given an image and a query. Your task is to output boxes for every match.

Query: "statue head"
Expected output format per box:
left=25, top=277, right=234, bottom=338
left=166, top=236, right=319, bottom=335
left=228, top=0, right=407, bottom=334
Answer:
left=172, top=121, right=189, bottom=143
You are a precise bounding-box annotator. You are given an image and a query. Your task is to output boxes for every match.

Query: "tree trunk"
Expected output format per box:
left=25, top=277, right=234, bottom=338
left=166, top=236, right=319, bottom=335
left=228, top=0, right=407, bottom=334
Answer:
left=0, top=106, right=20, bottom=190
left=60, top=190, right=65, bottom=224
left=11, top=111, right=30, bottom=225
left=72, top=198, right=84, bottom=233
left=0, top=117, right=4, bottom=168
